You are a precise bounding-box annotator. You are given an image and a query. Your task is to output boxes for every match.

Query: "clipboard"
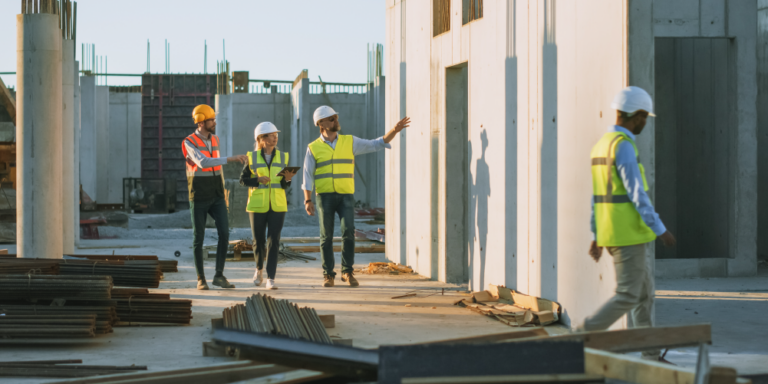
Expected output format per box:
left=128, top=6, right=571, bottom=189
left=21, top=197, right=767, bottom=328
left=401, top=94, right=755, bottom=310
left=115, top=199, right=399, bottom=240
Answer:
left=276, top=167, right=301, bottom=176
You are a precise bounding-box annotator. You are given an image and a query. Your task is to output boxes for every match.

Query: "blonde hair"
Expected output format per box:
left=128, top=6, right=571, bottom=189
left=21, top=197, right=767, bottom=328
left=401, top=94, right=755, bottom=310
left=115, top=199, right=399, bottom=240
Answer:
left=255, top=134, right=266, bottom=151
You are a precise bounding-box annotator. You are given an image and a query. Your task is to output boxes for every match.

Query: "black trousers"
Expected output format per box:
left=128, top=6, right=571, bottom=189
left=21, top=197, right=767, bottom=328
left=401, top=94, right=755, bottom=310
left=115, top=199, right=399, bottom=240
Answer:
left=249, top=209, right=286, bottom=279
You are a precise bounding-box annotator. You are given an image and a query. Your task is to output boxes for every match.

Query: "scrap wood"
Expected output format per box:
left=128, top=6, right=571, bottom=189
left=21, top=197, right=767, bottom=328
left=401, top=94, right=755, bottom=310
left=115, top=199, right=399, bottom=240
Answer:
left=359, top=262, right=413, bottom=275
left=585, top=348, right=751, bottom=384
left=457, top=290, right=559, bottom=327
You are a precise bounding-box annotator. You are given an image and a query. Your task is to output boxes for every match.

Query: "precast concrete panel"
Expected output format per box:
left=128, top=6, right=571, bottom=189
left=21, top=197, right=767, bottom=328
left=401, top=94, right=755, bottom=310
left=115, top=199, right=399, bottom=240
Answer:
left=73, top=61, right=81, bottom=246
left=107, top=92, right=142, bottom=204
left=79, top=76, right=97, bottom=201
left=62, top=39, right=75, bottom=254
left=16, top=13, right=63, bottom=258
left=758, top=6, right=768, bottom=262
left=95, top=86, right=110, bottom=204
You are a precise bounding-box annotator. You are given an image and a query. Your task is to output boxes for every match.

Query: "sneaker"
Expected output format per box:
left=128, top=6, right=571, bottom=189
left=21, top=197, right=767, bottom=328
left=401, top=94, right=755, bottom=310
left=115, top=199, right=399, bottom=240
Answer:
left=266, top=279, right=277, bottom=290
left=341, top=272, right=359, bottom=287
left=253, top=269, right=263, bottom=286
left=212, top=275, right=236, bottom=289
left=323, top=275, right=335, bottom=287
left=197, top=280, right=209, bottom=290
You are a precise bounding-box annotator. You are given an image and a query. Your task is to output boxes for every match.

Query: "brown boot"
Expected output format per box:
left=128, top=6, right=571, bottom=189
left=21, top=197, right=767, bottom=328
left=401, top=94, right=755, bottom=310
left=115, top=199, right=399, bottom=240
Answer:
left=197, top=279, right=209, bottom=290
left=341, top=272, right=359, bottom=287
left=323, top=275, right=335, bottom=287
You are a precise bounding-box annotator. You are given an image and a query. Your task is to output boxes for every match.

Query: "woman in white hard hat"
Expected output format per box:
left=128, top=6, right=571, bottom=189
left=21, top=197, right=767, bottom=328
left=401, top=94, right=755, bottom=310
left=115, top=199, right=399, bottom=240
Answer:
left=239, top=122, right=297, bottom=289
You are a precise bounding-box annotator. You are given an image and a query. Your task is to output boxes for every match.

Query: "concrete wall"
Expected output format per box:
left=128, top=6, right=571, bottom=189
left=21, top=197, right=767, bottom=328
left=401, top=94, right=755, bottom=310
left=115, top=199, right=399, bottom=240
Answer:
left=758, top=0, right=768, bottom=261
left=384, top=0, right=760, bottom=328
left=107, top=92, right=142, bottom=204
left=95, top=86, right=110, bottom=204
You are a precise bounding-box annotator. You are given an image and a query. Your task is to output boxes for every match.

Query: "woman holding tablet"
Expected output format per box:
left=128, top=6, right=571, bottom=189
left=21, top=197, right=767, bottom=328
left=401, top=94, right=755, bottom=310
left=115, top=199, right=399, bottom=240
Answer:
left=239, top=122, right=298, bottom=289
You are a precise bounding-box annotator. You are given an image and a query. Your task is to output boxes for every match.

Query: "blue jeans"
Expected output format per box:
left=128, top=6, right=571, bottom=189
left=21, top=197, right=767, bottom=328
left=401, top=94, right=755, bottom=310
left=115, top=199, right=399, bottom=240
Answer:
left=189, top=197, right=229, bottom=279
left=317, top=193, right=355, bottom=276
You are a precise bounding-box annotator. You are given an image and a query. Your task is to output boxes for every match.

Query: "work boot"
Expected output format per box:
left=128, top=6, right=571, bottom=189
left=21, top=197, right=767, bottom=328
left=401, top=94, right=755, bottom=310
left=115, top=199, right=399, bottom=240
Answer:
left=341, top=272, right=359, bottom=287
left=197, top=279, right=209, bottom=290
left=323, top=275, right=335, bottom=287
left=253, top=269, right=263, bottom=286
left=212, top=275, right=235, bottom=289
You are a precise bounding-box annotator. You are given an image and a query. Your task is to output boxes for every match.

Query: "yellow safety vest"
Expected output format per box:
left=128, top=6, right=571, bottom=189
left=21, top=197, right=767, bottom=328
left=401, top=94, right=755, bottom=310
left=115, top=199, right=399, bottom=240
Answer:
left=590, top=131, right=656, bottom=247
left=246, top=150, right=289, bottom=213
left=308, top=135, right=355, bottom=194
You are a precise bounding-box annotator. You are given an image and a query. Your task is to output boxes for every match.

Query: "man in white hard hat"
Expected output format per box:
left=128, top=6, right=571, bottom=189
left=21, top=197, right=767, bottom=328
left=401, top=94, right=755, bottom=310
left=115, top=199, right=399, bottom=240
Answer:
left=581, top=86, right=676, bottom=361
left=303, top=105, right=410, bottom=287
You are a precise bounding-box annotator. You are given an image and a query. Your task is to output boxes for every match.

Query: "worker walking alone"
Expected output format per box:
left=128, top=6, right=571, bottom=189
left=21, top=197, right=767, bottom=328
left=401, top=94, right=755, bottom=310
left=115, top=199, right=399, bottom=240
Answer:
left=182, top=104, right=248, bottom=290
left=240, top=122, right=297, bottom=290
left=303, top=106, right=410, bottom=287
left=580, top=87, right=676, bottom=361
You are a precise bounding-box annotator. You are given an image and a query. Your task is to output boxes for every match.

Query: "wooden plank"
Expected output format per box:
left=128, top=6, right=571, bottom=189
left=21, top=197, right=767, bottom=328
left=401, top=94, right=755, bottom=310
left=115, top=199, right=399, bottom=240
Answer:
left=47, top=362, right=291, bottom=384
left=378, top=340, right=585, bottom=384
left=318, top=314, right=335, bottom=328
left=420, top=327, right=549, bottom=345
left=525, top=324, right=711, bottom=353
left=402, top=373, right=605, bottom=384
left=585, top=348, right=751, bottom=384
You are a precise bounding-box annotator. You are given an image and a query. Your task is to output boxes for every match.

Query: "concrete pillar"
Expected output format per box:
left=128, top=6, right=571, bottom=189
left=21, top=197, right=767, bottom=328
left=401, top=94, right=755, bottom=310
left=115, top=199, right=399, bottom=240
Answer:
left=16, top=13, right=63, bottom=258
left=215, top=94, right=233, bottom=157
left=95, top=86, right=109, bottom=204
left=62, top=39, right=75, bottom=254
left=79, top=75, right=96, bottom=201
left=73, top=61, right=81, bottom=247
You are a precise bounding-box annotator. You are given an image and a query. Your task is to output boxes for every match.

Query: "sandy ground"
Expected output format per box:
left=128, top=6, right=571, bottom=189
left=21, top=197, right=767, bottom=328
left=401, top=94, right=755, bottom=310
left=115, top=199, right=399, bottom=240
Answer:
left=1, top=214, right=767, bottom=382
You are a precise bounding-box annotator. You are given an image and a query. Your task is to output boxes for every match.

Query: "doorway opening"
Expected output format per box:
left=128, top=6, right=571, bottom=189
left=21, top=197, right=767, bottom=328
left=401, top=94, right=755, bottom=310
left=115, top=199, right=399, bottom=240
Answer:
left=444, top=63, right=469, bottom=283
left=654, top=37, right=734, bottom=259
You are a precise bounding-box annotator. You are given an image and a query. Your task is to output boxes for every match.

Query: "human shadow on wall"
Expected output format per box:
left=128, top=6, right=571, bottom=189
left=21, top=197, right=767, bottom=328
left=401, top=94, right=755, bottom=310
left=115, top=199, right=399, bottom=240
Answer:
left=470, top=130, right=491, bottom=291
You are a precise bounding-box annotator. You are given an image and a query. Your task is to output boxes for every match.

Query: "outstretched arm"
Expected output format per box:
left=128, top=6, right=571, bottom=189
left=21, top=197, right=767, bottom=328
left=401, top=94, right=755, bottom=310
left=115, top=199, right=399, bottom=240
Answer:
left=383, top=117, right=410, bottom=143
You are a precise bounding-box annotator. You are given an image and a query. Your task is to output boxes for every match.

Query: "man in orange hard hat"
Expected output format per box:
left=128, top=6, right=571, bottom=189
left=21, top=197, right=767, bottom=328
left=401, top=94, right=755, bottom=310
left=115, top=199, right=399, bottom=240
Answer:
left=182, top=104, right=248, bottom=290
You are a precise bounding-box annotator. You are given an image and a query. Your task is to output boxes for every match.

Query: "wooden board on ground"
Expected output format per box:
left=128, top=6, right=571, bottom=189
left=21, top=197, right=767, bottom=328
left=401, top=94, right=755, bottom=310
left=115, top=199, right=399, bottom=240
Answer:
left=401, top=373, right=605, bottom=384
left=285, top=243, right=384, bottom=253
left=378, top=340, right=585, bottom=384
left=585, top=348, right=751, bottom=384
left=421, top=327, right=549, bottom=345
left=319, top=314, right=335, bottom=328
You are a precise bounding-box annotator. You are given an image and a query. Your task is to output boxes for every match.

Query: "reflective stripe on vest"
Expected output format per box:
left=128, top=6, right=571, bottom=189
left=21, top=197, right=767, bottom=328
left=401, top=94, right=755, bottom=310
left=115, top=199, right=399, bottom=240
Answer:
left=182, top=133, right=222, bottom=177
left=590, top=131, right=656, bottom=247
left=308, top=135, right=355, bottom=194
left=245, top=150, right=289, bottom=213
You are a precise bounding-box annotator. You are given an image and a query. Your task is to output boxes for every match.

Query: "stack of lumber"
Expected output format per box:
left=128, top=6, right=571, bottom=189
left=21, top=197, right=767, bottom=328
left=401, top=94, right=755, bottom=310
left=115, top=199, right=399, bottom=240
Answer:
left=0, top=259, right=59, bottom=275
left=0, top=304, right=117, bottom=334
left=456, top=284, right=561, bottom=327
left=65, top=254, right=178, bottom=273
left=223, top=293, right=333, bottom=344
left=0, top=360, right=147, bottom=378
left=0, top=314, right=97, bottom=338
left=0, top=275, right=112, bottom=301
left=359, top=262, right=413, bottom=275
left=110, top=288, right=192, bottom=325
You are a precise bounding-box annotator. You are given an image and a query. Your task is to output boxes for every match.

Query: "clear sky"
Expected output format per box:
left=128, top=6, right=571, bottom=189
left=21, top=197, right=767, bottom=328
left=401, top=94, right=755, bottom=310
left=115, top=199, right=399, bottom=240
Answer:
left=0, top=0, right=385, bottom=88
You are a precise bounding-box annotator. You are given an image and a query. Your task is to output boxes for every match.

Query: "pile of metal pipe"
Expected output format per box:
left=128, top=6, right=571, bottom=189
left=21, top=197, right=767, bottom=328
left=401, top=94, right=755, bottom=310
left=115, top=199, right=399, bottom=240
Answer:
left=0, top=359, right=147, bottom=378
left=0, top=314, right=96, bottom=338
left=57, top=259, right=162, bottom=288
left=65, top=254, right=178, bottom=273
left=110, top=288, right=191, bottom=325
left=0, top=304, right=117, bottom=334
left=0, top=260, right=59, bottom=274
left=0, top=275, right=112, bottom=300
left=222, top=294, right=332, bottom=344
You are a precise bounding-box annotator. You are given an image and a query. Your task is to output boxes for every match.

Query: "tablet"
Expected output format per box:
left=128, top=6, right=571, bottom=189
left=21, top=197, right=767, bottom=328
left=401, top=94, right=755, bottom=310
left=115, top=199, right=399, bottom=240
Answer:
left=277, top=167, right=301, bottom=176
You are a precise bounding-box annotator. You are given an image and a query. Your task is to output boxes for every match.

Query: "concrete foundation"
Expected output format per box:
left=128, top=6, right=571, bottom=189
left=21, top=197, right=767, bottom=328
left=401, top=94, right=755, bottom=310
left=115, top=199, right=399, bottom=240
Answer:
left=62, top=39, right=75, bottom=254
left=16, top=13, right=63, bottom=258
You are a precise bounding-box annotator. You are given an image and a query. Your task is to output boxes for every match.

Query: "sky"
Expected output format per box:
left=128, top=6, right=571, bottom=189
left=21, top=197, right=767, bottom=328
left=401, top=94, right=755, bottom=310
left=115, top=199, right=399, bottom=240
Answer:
left=0, top=0, right=386, bottom=88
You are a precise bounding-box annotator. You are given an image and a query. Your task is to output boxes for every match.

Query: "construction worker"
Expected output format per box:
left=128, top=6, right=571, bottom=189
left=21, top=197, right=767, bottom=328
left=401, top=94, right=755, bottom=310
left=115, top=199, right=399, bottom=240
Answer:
left=303, top=106, right=410, bottom=287
left=581, top=86, right=676, bottom=361
left=240, top=122, right=297, bottom=290
left=183, top=104, right=248, bottom=290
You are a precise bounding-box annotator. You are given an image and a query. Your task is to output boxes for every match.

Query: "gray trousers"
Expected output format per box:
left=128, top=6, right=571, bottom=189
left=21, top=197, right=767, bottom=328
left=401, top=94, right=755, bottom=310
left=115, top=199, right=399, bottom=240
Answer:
left=582, top=242, right=660, bottom=359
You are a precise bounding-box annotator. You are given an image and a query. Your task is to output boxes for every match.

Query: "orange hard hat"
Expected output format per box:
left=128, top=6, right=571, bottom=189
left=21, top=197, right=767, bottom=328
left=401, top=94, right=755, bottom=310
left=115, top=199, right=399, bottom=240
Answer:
left=192, top=104, right=216, bottom=124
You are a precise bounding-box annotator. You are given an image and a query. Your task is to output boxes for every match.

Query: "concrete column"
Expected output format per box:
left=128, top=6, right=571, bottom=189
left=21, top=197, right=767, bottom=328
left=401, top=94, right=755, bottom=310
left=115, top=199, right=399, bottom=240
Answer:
left=62, top=39, right=75, bottom=254
left=215, top=94, right=233, bottom=157
left=79, top=75, right=96, bottom=201
left=16, top=13, right=63, bottom=258
left=73, top=61, right=81, bottom=247
left=95, top=86, right=110, bottom=204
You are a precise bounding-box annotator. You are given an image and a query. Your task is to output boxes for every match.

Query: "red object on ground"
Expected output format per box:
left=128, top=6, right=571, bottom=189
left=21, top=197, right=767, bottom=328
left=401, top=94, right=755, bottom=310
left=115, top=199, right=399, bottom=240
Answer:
left=80, top=218, right=107, bottom=240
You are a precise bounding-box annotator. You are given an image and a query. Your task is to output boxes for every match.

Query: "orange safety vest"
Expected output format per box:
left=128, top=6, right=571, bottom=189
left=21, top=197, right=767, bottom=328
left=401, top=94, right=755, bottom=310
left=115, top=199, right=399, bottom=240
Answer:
left=181, top=133, right=224, bottom=201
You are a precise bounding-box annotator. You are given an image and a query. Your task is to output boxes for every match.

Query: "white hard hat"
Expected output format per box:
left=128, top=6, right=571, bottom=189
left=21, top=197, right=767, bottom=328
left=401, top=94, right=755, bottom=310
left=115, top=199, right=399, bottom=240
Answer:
left=313, top=105, right=338, bottom=126
left=611, top=86, right=655, bottom=117
left=254, top=122, right=280, bottom=140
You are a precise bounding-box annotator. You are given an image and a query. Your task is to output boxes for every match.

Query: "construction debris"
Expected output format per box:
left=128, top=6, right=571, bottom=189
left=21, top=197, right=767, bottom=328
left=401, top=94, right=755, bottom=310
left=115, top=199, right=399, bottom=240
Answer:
left=0, top=275, right=113, bottom=301
left=0, top=360, right=146, bottom=378
left=455, top=284, right=562, bottom=327
left=222, top=293, right=333, bottom=344
left=0, top=314, right=97, bottom=338
left=0, top=304, right=117, bottom=334
left=110, top=288, right=192, bottom=325
left=0, top=258, right=163, bottom=288
left=65, top=254, right=178, bottom=273
left=359, top=262, right=413, bottom=275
